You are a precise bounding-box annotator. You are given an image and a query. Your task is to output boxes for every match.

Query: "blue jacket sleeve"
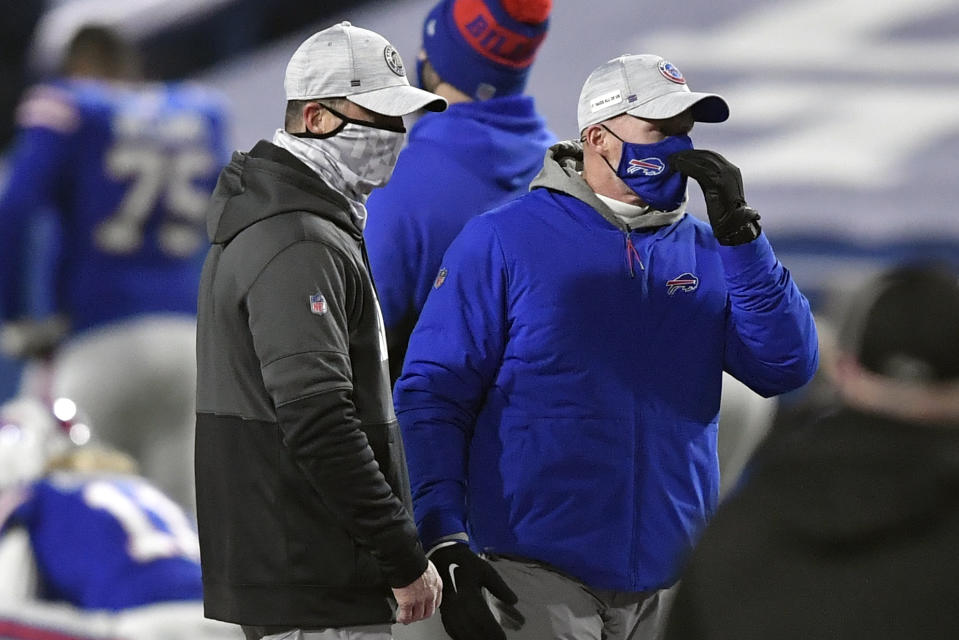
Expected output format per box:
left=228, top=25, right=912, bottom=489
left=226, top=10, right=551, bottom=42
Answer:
left=720, top=232, right=819, bottom=397
left=392, top=215, right=508, bottom=547
left=0, top=119, right=72, bottom=320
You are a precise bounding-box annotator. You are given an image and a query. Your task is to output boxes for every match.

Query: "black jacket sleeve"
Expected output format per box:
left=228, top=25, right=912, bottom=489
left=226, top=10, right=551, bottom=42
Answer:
left=246, top=239, right=426, bottom=588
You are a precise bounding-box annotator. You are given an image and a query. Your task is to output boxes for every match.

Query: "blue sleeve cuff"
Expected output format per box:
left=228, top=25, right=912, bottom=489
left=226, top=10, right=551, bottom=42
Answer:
left=716, top=231, right=777, bottom=279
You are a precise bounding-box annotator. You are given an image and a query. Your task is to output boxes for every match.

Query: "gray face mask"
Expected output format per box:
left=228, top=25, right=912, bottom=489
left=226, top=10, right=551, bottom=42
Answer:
left=275, top=119, right=403, bottom=225
left=273, top=123, right=406, bottom=231
left=289, top=103, right=407, bottom=195
left=303, top=121, right=406, bottom=197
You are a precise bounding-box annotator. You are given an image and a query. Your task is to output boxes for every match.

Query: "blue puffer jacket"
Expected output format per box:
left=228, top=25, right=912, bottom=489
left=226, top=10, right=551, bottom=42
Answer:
left=394, top=141, right=819, bottom=592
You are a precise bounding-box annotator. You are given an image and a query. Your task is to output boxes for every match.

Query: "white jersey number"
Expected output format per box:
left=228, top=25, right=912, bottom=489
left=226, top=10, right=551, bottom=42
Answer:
left=95, top=113, right=215, bottom=258
left=83, top=479, right=200, bottom=563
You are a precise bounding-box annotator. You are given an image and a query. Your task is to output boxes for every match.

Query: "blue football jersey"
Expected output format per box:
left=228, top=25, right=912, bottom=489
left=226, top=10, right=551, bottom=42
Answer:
left=0, top=472, right=203, bottom=610
left=0, top=78, right=230, bottom=332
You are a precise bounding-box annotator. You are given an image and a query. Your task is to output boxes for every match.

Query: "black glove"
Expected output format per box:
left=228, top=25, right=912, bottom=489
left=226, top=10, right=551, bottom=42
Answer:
left=428, top=543, right=523, bottom=640
left=669, top=149, right=761, bottom=246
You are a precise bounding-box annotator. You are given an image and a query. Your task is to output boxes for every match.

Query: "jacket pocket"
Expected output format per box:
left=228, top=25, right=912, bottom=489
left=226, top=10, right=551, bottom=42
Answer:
left=471, top=415, right=636, bottom=571
left=641, top=417, right=720, bottom=526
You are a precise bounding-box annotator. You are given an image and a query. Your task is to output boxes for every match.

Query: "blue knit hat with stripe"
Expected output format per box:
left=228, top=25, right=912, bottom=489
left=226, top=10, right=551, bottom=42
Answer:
left=421, top=0, right=552, bottom=101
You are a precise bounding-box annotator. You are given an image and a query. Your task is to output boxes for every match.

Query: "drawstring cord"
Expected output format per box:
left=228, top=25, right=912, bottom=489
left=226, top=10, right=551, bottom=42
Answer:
left=624, top=229, right=644, bottom=278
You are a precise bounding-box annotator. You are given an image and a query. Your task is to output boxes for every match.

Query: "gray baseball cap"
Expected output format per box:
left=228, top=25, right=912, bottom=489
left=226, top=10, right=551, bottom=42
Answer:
left=577, top=54, right=728, bottom=132
left=284, top=21, right=447, bottom=117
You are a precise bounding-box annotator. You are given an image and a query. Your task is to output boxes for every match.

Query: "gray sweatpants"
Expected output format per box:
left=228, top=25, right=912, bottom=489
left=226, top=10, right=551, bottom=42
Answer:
left=393, top=556, right=678, bottom=640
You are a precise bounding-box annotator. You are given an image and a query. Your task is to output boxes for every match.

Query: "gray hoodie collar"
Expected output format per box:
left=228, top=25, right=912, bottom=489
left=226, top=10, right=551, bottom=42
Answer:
left=529, top=140, right=685, bottom=232
left=206, top=141, right=359, bottom=246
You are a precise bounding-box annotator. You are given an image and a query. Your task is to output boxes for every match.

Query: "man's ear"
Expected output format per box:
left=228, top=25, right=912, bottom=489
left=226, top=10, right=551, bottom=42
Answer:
left=303, top=102, right=340, bottom=135
left=581, top=125, right=608, bottom=152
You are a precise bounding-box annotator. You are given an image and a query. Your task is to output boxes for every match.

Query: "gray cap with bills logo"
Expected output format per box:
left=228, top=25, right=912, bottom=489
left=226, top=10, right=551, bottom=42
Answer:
left=284, top=21, right=447, bottom=117
left=577, top=54, right=728, bottom=132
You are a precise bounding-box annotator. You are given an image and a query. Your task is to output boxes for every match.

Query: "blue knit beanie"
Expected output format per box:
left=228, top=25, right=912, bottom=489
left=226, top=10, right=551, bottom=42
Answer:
left=421, top=0, right=552, bottom=101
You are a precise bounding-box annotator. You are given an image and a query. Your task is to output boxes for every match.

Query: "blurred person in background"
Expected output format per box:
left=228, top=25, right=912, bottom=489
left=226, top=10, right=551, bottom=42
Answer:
left=0, top=0, right=47, bottom=404
left=0, top=395, right=243, bottom=639
left=0, top=0, right=46, bottom=151
left=393, top=53, right=818, bottom=640
left=0, top=24, right=230, bottom=512
left=194, top=22, right=445, bottom=640
left=665, top=262, right=959, bottom=640
left=716, top=372, right=778, bottom=498
left=365, top=0, right=556, bottom=383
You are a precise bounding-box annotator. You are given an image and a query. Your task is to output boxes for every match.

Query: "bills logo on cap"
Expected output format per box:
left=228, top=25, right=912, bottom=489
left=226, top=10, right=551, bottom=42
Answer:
left=627, top=157, right=666, bottom=176
left=384, top=45, right=405, bottom=76
left=433, top=267, right=448, bottom=289
left=666, top=272, right=699, bottom=296
left=309, top=291, right=328, bottom=315
left=658, top=60, right=686, bottom=85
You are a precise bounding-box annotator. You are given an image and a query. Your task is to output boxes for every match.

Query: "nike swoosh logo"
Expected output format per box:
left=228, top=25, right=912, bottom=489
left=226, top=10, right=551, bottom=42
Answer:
left=448, top=563, right=460, bottom=593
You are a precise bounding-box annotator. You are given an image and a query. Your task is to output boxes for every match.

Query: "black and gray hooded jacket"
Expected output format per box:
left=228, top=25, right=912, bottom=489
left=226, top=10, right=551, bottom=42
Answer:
left=195, top=141, right=426, bottom=627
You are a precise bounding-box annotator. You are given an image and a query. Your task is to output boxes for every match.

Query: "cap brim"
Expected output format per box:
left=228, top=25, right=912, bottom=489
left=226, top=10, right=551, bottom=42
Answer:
left=627, top=92, right=729, bottom=123
left=348, top=85, right=447, bottom=117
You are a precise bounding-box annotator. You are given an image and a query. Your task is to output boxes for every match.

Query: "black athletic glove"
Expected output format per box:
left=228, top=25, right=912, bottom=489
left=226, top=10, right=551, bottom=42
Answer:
left=429, top=543, right=522, bottom=640
left=669, top=149, right=761, bottom=246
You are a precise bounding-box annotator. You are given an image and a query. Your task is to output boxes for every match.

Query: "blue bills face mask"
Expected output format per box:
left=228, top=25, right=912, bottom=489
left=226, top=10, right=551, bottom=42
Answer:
left=602, top=127, right=693, bottom=211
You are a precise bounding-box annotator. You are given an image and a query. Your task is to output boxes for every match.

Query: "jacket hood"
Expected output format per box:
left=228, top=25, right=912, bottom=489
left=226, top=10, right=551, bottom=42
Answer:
left=529, top=140, right=684, bottom=232
left=756, top=409, right=959, bottom=545
left=412, top=96, right=554, bottom=193
left=206, top=141, right=359, bottom=245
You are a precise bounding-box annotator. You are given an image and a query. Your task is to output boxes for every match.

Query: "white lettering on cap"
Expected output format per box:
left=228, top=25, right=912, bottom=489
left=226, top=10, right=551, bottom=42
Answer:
left=590, top=89, right=623, bottom=113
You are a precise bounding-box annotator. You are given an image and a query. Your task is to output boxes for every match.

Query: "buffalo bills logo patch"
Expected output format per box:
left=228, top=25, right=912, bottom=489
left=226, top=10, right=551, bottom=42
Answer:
left=627, top=157, right=666, bottom=176
left=666, top=273, right=699, bottom=296
left=659, top=60, right=686, bottom=85
left=309, top=291, right=328, bottom=315
left=433, top=267, right=448, bottom=289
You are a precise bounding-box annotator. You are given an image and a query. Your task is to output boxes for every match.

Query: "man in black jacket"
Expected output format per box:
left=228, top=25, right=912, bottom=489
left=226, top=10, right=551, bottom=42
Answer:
left=664, top=262, right=959, bottom=640
left=194, top=22, right=446, bottom=640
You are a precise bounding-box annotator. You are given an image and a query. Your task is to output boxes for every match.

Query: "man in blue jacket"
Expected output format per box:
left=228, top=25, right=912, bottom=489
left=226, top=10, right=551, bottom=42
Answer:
left=365, top=0, right=556, bottom=382
left=394, top=53, right=819, bottom=640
